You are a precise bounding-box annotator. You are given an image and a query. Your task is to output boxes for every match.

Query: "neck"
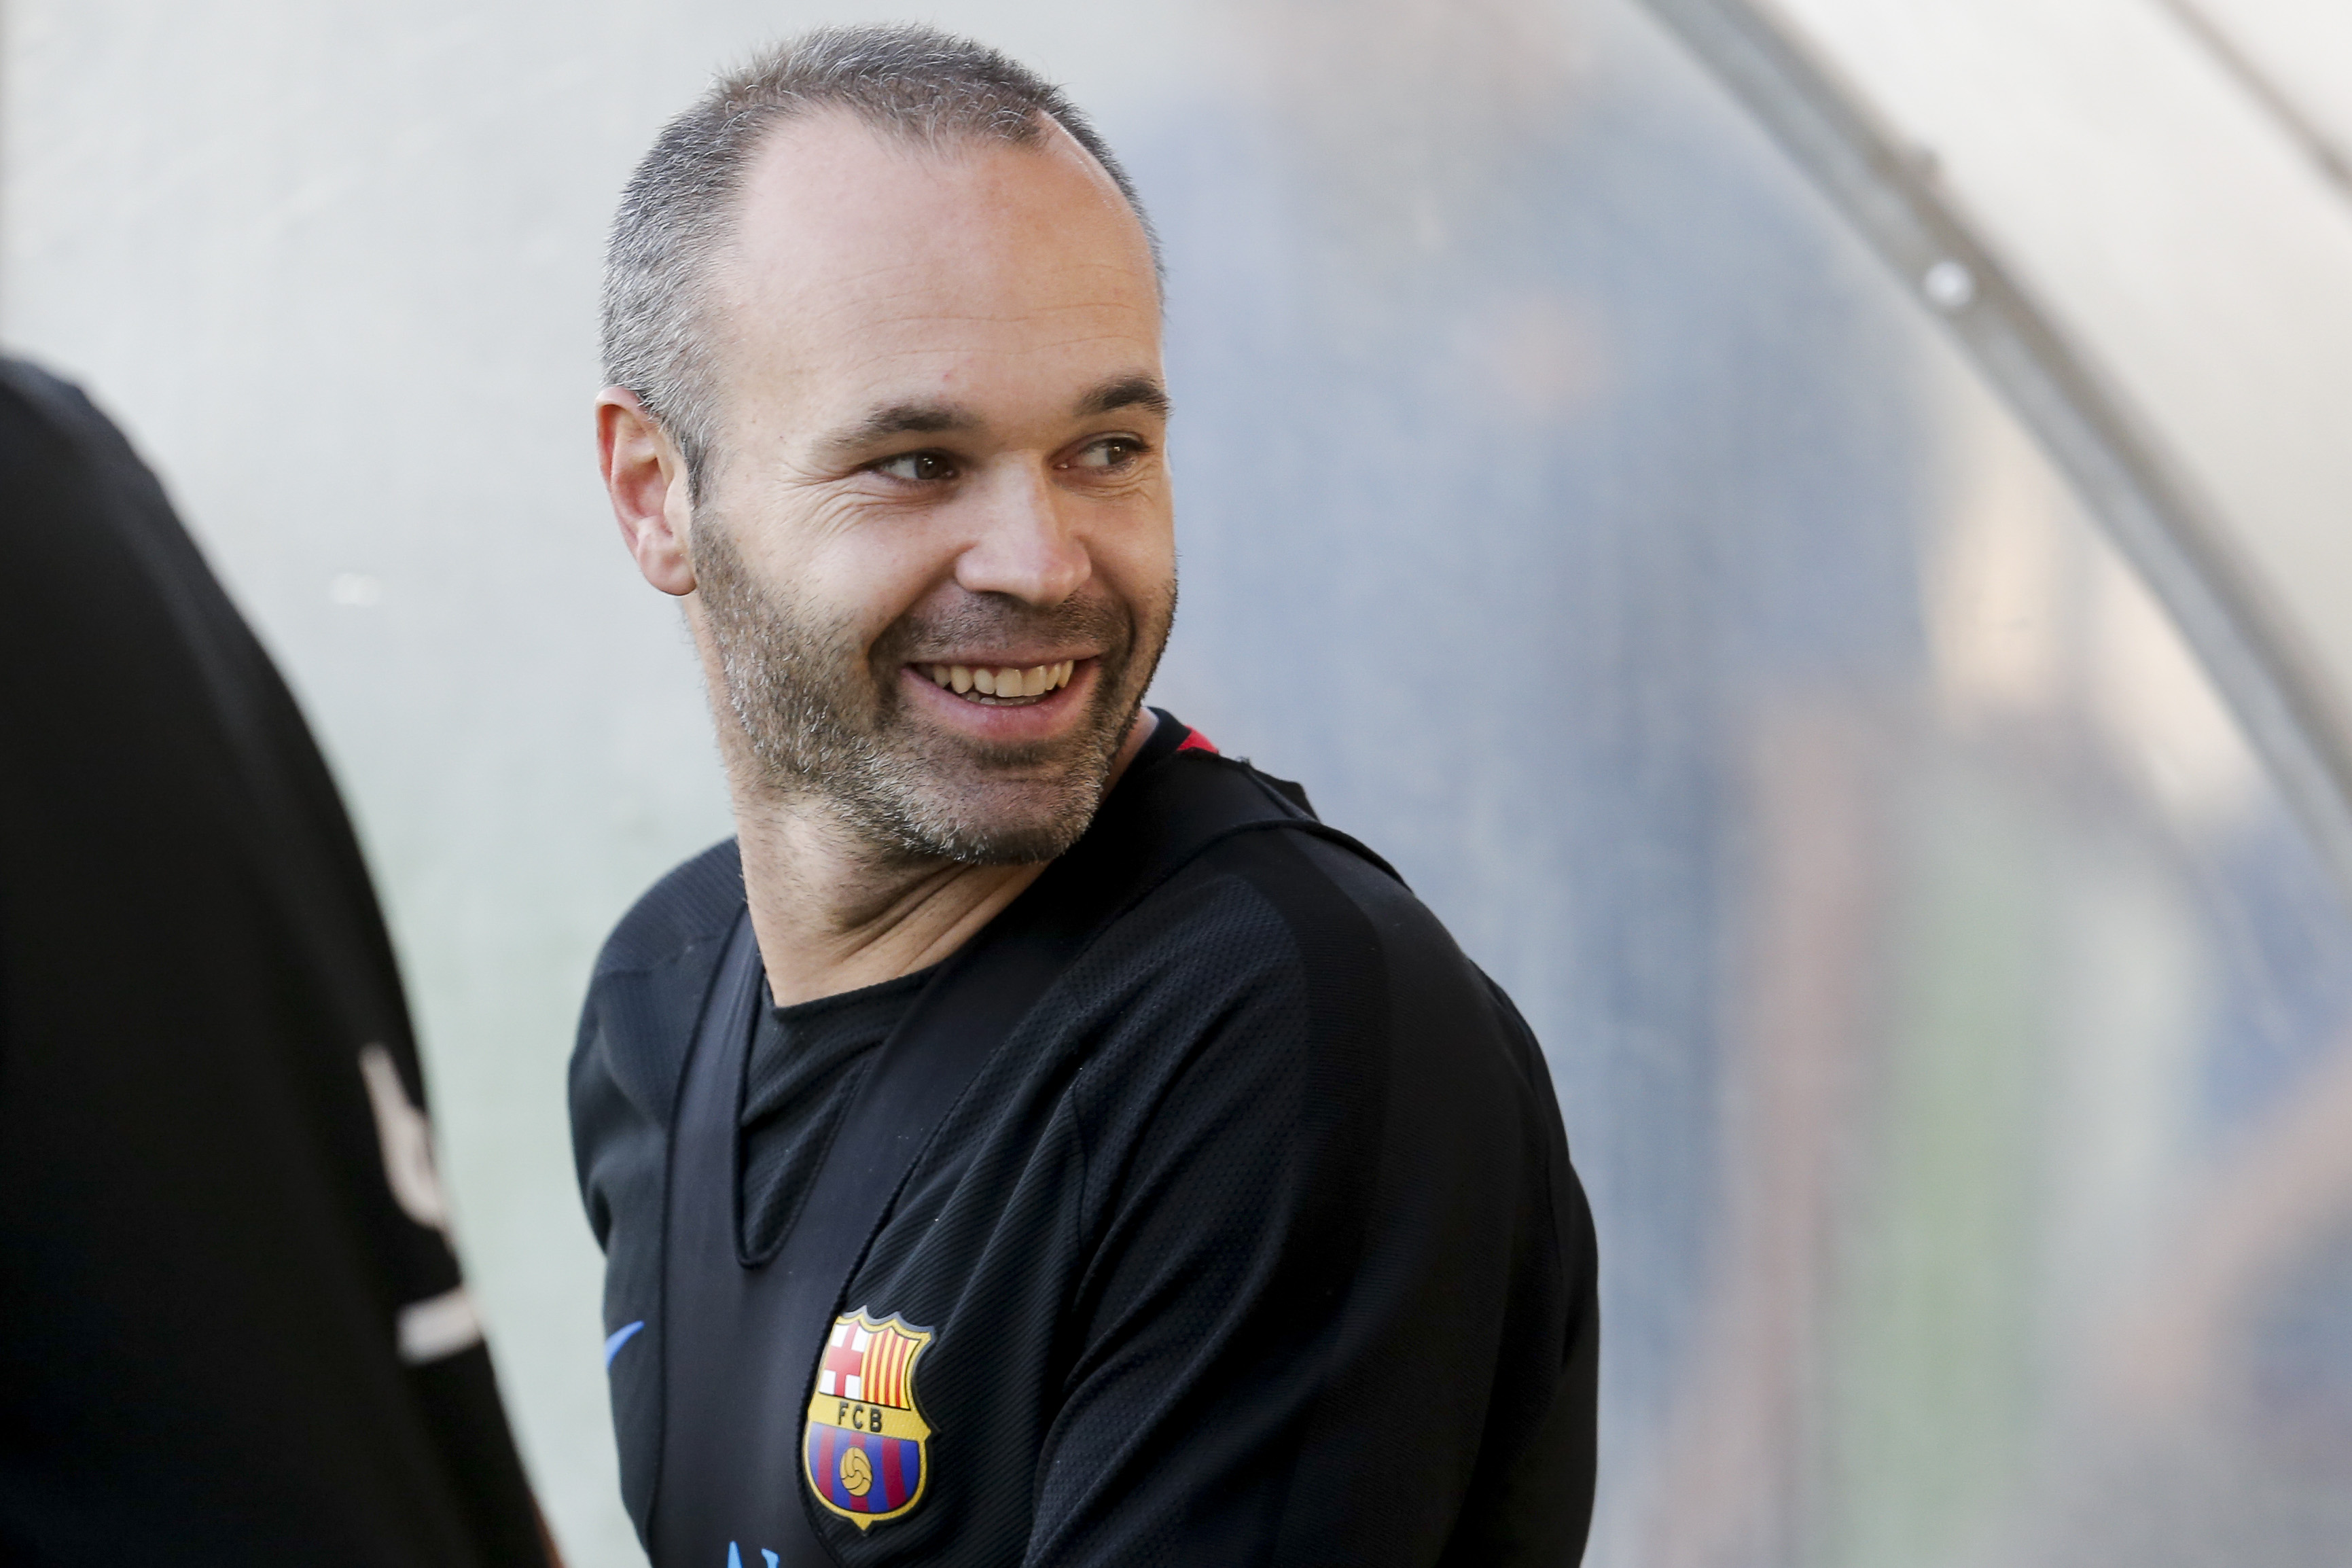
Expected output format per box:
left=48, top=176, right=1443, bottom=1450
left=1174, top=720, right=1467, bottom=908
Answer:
left=732, top=710, right=1158, bottom=1006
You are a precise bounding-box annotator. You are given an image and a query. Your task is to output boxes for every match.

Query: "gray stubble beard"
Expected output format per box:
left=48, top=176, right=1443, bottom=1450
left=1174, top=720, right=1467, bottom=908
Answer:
left=691, top=512, right=1172, bottom=866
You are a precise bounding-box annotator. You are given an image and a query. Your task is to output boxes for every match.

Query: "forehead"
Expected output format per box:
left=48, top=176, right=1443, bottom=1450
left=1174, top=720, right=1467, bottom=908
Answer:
left=711, top=111, right=1160, bottom=419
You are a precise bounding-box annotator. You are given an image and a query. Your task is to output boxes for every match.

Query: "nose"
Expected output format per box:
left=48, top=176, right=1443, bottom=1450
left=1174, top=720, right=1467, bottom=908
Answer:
left=951, top=464, right=1090, bottom=607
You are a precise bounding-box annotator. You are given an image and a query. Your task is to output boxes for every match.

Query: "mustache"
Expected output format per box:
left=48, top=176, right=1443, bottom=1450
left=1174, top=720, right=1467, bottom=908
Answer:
left=874, top=592, right=1133, bottom=666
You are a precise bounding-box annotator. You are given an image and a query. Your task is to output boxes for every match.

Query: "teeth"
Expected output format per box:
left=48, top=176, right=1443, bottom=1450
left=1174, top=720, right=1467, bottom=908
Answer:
left=921, top=659, right=1080, bottom=700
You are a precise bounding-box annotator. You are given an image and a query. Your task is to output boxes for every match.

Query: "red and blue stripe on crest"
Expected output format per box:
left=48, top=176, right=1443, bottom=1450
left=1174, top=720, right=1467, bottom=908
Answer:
left=807, top=1421, right=924, bottom=1516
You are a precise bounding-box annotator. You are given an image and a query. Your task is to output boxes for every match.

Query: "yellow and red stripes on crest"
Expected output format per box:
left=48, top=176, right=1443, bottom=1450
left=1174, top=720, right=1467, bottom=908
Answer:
left=861, top=1323, right=917, bottom=1409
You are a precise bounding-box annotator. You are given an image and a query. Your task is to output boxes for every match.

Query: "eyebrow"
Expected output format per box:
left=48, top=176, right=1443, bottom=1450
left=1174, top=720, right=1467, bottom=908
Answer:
left=1073, top=373, right=1172, bottom=421
left=815, top=373, right=1173, bottom=462
left=817, top=400, right=979, bottom=459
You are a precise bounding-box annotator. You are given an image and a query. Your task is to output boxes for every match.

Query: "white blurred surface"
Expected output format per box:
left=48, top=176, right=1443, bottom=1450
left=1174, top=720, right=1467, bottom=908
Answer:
left=1771, top=0, right=2352, bottom=744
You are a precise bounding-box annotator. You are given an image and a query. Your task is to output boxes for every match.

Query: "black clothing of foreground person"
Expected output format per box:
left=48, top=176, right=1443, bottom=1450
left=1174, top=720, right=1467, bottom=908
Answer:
left=570, top=24, right=1597, bottom=1567
left=0, top=361, right=549, bottom=1565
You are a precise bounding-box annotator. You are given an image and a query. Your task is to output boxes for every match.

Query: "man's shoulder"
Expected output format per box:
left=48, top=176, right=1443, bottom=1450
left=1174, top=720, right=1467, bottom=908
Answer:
left=1163, top=779, right=1442, bottom=984
left=572, top=838, right=746, bottom=1150
left=1059, top=766, right=1568, bottom=1242
left=593, top=837, right=745, bottom=980
left=1089, top=751, right=1387, bottom=961
left=3, top=357, right=120, bottom=457
left=1135, top=774, right=1554, bottom=1116
left=576, top=837, right=744, bottom=1087
left=1095, top=760, right=1498, bottom=1048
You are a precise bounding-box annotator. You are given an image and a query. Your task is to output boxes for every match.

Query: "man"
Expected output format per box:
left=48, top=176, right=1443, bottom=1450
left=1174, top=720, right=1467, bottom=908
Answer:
left=0, top=359, right=552, bottom=1563
left=571, top=24, right=1597, bottom=1567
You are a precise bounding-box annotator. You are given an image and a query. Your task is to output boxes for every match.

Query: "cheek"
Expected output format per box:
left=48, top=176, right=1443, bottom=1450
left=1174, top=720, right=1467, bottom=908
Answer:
left=794, top=518, right=966, bottom=647
left=1092, top=505, right=1178, bottom=616
left=726, top=481, right=936, bottom=614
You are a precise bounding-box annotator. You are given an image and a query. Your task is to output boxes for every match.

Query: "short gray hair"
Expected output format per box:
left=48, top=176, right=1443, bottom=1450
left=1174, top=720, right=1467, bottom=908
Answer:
left=601, top=24, right=1160, bottom=498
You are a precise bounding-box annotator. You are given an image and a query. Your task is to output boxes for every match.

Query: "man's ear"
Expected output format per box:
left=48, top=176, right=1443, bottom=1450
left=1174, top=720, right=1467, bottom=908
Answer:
left=596, top=387, right=697, bottom=596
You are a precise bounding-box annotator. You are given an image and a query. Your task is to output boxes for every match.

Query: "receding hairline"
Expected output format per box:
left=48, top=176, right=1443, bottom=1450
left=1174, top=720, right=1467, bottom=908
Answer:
left=713, top=102, right=1160, bottom=289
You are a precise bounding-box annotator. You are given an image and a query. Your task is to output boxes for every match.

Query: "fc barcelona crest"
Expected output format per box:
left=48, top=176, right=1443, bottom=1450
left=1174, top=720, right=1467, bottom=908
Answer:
left=804, top=1308, right=936, bottom=1529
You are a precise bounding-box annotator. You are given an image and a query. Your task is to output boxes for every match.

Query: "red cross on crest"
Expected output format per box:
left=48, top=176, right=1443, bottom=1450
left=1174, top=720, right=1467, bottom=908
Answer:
left=819, top=1336, right=868, bottom=1402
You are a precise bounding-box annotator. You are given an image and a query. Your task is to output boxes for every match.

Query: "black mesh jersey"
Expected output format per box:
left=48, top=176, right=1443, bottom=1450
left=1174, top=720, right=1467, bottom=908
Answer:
left=741, top=968, right=934, bottom=1263
left=571, top=717, right=1599, bottom=1567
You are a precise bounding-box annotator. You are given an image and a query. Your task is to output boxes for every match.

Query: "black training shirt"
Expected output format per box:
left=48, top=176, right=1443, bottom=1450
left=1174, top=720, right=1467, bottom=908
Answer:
left=741, top=969, right=933, bottom=1262
left=573, top=715, right=1598, bottom=1566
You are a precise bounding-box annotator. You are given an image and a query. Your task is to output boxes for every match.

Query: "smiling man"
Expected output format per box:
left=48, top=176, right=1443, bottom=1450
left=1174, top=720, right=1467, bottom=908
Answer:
left=571, top=25, right=1597, bottom=1568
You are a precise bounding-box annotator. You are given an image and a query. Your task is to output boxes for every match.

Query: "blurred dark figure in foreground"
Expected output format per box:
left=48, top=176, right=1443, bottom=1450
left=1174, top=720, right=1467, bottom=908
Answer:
left=0, top=359, right=550, bottom=1565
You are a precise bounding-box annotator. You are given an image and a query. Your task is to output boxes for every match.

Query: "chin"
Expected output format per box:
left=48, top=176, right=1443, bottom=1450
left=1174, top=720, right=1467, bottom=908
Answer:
left=902, top=770, right=1111, bottom=866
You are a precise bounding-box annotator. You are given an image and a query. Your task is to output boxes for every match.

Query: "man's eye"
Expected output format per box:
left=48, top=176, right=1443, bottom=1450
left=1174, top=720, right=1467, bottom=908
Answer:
left=1069, top=438, right=1145, bottom=471
left=876, top=452, right=956, bottom=482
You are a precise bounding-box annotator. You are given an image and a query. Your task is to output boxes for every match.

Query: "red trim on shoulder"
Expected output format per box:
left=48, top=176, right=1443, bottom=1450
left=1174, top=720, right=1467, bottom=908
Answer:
left=1175, top=729, right=1219, bottom=755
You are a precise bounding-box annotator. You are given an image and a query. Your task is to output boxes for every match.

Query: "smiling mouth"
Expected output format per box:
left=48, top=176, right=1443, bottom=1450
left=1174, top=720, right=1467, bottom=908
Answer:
left=918, top=660, right=1078, bottom=707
